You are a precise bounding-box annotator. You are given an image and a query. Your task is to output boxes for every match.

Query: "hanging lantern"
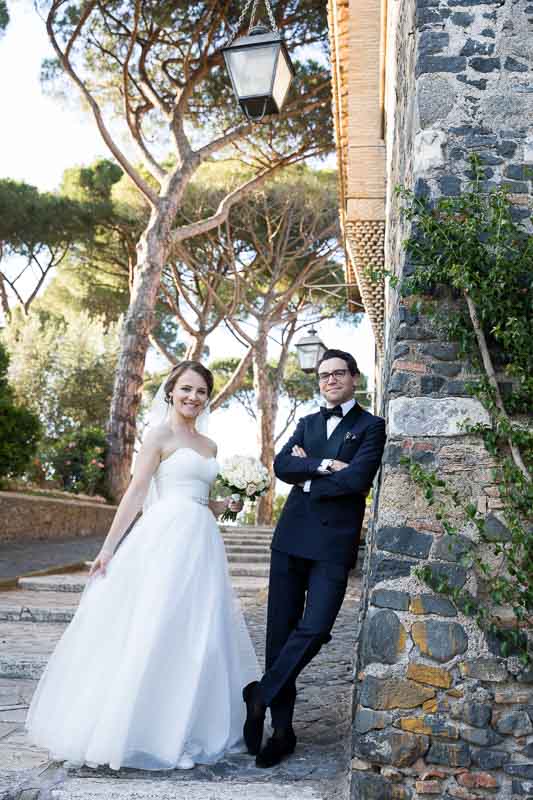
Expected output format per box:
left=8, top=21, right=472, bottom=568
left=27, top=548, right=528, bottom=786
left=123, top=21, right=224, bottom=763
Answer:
left=221, top=1, right=295, bottom=121
left=295, top=328, right=327, bottom=374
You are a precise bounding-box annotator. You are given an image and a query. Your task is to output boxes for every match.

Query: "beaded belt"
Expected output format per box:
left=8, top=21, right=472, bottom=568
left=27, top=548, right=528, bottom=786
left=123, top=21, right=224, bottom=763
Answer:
left=193, top=496, right=210, bottom=506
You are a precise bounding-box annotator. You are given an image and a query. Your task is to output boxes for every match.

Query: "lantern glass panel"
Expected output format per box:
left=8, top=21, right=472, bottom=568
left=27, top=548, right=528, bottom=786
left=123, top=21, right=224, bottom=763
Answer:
left=224, top=44, right=279, bottom=98
left=272, top=49, right=293, bottom=110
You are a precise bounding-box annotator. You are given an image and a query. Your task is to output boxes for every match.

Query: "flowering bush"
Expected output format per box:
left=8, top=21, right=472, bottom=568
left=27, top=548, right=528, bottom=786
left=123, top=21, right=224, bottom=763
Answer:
left=46, top=427, right=108, bottom=497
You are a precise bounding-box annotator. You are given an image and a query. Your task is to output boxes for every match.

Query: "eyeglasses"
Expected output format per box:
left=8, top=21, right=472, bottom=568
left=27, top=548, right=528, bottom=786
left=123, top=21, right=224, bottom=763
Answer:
left=318, top=369, right=349, bottom=383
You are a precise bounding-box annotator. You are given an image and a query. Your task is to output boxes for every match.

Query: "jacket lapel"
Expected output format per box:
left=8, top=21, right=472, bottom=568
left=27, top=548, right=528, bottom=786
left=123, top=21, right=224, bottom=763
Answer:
left=305, top=411, right=327, bottom=457
left=322, top=403, right=362, bottom=458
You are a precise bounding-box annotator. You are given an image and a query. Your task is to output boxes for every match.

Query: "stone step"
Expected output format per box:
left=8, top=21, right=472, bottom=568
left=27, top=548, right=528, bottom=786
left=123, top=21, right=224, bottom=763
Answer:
left=226, top=552, right=269, bottom=564
left=222, top=537, right=272, bottom=547
left=0, top=590, right=78, bottom=623
left=19, top=574, right=87, bottom=593
left=228, top=564, right=269, bottom=578
left=13, top=571, right=268, bottom=602
left=48, top=779, right=323, bottom=799
left=0, top=621, right=65, bottom=679
left=219, top=526, right=274, bottom=535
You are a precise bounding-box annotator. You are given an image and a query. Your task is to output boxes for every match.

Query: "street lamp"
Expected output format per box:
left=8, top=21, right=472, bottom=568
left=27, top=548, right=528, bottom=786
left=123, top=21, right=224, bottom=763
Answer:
left=295, top=327, right=327, bottom=374
left=222, top=0, right=295, bottom=121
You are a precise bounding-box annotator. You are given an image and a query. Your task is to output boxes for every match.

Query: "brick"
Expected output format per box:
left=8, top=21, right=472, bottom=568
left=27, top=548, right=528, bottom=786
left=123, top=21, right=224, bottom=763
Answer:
left=395, top=360, right=427, bottom=374
left=458, top=772, right=498, bottom=789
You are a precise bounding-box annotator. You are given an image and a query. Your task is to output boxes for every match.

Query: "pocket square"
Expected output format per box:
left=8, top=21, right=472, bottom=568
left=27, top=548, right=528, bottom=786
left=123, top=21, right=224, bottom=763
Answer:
left=344, top=431, right=360, bottom=442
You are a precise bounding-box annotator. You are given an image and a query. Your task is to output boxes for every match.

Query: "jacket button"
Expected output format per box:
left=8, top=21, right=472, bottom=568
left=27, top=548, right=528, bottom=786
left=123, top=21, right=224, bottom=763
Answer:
left=322, top=520, right=328, bottom=526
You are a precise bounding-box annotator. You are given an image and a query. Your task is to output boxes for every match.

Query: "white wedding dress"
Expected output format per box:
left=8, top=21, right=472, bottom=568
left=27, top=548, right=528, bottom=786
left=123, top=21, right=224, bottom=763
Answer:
left=26, top=448, right=260, bottom=771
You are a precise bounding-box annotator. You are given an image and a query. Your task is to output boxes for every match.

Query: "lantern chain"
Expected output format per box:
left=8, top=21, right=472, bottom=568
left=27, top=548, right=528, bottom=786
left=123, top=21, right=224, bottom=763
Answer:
left=226, top=0, right=278, bottom=44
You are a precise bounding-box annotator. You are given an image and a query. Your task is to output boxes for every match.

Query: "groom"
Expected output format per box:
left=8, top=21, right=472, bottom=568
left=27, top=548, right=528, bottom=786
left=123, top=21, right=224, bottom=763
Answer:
left=243, top=349, right=386, bottom=767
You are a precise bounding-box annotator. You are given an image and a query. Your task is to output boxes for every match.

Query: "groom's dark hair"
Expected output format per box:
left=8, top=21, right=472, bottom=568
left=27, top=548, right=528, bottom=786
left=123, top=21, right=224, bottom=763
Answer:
left=317, top=349, right=360, bottom=376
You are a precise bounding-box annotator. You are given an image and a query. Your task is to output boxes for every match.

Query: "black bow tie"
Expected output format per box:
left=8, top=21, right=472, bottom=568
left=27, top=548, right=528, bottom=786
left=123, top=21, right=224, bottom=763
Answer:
left=321, top=405, right=343, bottom=421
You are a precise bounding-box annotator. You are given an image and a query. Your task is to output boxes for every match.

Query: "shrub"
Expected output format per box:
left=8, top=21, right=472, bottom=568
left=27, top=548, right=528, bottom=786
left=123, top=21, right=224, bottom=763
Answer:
left=0, top=343, right=40, bottom=482
left=47, top=426, right=108, bottom=497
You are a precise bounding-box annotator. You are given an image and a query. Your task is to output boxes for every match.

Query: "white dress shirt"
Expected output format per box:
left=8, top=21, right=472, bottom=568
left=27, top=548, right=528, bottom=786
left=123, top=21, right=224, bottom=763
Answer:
left=302, top=398, right=357, bottom=492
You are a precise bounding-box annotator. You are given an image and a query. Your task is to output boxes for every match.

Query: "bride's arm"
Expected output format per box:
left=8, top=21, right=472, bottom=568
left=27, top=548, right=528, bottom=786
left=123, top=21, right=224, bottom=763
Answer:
left=90, top=431, right=162, bottom=576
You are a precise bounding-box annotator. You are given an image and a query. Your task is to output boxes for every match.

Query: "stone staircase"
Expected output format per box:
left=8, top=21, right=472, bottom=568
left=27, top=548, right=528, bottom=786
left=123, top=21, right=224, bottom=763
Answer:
left=0, top=526, right=272, bottom=681
left=0, top=524, right=354, bottom=799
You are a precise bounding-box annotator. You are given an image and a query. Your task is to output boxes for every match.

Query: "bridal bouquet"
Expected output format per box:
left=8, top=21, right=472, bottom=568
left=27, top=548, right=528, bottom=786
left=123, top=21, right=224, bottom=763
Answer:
left=219, top=456, right=271, bottom=522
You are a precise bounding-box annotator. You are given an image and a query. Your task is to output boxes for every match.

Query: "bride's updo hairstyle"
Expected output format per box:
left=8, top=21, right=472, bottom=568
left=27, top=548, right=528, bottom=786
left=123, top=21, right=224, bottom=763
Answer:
left=164, top=361, right=214, bottom=404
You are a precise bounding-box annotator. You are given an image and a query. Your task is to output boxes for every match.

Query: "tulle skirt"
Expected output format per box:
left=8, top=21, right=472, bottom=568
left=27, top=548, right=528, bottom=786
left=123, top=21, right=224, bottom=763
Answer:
left=26, top=495, right=260, bottom=770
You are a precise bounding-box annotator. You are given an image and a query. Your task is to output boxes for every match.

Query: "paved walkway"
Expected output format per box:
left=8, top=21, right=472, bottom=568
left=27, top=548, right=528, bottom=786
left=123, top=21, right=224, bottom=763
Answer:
left=0, top=531, right=360, bottom=800
left=0, top=536, right=105, bottom=581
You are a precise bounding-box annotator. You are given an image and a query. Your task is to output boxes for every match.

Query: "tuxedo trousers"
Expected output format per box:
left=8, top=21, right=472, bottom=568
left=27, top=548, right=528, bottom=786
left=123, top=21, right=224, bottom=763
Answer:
left=259, top=549, right=349, bottom=729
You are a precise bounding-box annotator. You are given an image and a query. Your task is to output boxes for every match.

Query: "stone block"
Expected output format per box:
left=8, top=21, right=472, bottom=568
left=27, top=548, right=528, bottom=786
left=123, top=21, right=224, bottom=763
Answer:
left=426, top=562, right=467, bottom=590
left=494, top=710, right=533, bottom=737
left=401, top=715, right=458, bottom=739
left=460, top=725, right=503, bottom=747
left=412, top=620, right=468, bottom=663
left=376, top=526, right=433, bottom=559
left=355, top=729, right=429, bottom=767
left=418, top=76, right=456, bottom=128
left=371, top=589, right=410, bottom=611
left=505, top=56, right=529, bottom=72
left=494, top=688, right=533, bottom=704
left=459, top=658, right=508, bottom=682
left=470, top=57, right=500, bottom=73
left=421, top=375, right=446, bottom=394
left=460, top=39, right=495, bottom=56
left=359, top=675, right=435, bottom=710
left=410, top=594, right=457, bottom=617
left=463, top=702, right=492, bottom=728
left=432, top=534, right=472, bottom=563
left=471, top=748, right=509, bottom=769
left=388, top=397, right=490, bottom=438
left=504, top=164, right=530, bottom=181
left=427, top=740, right=471, bottom=767
left=504, top=764, right=533, bottom=780
left=351, top=772, right=411, bottom=800
left=368, top=554, right=417, bottom=588
left=407, top=662, right=453, bottom=689
left=420, top=344, right=460, bottom=361
left=416, top=56, right=467, bottom=77
left=430, top=362, right=461, bottom=377
left=353, top=707, right=392, bottom=734
left=361, top=610, right=407, bottom=667
left=393, top=344, right=410, bottom=360
left=419, top=31, right=449, bottom=56
left=451, top=11, right=473, bottom=25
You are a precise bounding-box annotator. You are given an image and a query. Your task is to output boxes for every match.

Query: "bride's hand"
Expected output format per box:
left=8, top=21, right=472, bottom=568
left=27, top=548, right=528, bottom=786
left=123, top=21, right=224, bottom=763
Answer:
left=89, top=550, right=113, bottom=578
left=226, top=496, right=244, bottom=514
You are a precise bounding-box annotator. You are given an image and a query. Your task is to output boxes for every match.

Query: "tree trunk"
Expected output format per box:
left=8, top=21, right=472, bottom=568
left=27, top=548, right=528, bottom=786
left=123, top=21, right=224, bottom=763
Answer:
left=253, top=331, right=278, bottom=525
left=106, top=203, right=175, bottom=500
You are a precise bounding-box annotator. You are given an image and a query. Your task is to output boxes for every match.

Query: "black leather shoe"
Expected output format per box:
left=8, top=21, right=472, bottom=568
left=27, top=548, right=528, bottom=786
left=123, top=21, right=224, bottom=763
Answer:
left=242, top=681, right=266, bottom=756
left=255, top=728, right=297, bottom=768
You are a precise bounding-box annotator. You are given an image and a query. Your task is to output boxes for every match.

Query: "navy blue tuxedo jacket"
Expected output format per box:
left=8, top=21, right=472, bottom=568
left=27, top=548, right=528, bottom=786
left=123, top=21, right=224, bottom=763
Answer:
left=271, top=404, right=386, bottom=568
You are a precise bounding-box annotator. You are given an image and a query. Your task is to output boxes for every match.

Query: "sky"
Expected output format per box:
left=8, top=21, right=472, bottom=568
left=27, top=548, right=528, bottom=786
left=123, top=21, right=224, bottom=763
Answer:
left=1, top=1, right=376, bottom=476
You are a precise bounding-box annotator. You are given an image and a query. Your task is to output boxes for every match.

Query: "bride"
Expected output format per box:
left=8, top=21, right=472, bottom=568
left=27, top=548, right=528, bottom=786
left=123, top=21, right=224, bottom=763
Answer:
left=26, top=361, right=260, bottom=771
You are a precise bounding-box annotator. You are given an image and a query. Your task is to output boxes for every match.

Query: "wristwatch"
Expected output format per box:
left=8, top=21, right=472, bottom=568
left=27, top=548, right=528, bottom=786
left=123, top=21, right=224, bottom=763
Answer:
left=318, top=459, right=335, bottom=474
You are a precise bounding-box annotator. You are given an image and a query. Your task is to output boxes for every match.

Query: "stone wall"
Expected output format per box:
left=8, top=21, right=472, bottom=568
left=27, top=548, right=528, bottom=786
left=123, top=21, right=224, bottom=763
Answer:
left=351, top=1, right=532, bottom=798
left=0, top=492, right=116, bottom=542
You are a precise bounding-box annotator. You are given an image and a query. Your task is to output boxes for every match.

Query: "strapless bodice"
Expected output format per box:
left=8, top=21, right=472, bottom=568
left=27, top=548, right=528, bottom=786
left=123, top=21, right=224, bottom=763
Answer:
left=153, top=447, right=219, bottom=504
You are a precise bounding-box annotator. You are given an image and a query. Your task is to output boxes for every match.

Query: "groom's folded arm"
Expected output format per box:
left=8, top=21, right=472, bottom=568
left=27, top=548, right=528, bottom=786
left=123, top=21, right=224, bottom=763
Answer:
left=274, top=419, right=324, bottom=485
left=309, top=420, right=386, bottom=500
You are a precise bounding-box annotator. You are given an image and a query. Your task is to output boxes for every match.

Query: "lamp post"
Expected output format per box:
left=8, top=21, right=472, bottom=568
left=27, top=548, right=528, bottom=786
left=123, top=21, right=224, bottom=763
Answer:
left=222, top=0, right=295, bottom=121
left=295, top=327, right=327, bottom=374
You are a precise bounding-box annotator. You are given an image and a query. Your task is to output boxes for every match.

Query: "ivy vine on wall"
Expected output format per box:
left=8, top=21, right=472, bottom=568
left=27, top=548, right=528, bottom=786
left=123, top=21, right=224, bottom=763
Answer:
left=394, top=155, right=532, bottom=660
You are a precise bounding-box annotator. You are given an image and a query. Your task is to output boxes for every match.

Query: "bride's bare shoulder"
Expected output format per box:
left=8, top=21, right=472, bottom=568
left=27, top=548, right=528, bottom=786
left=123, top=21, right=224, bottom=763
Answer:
left=142, top=423, right=170, bottom=451
left=197, top=433, right=217, bottom=457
